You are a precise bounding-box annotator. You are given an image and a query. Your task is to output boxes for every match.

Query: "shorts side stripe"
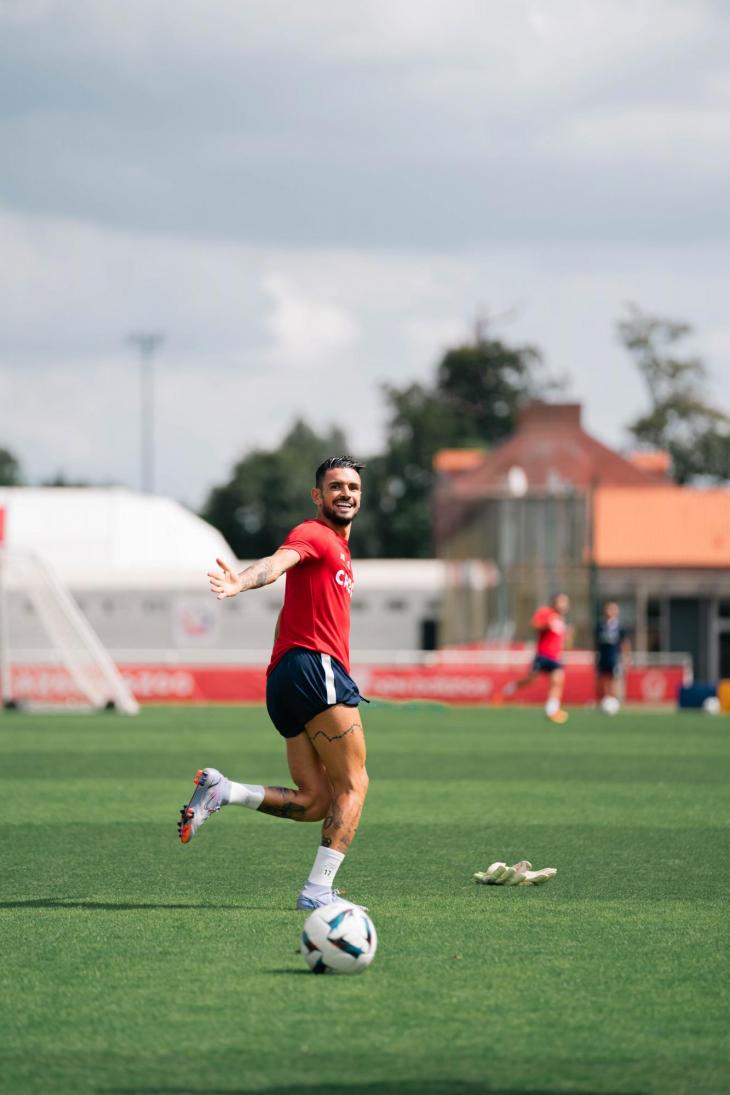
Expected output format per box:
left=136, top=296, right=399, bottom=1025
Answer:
left=321, top=654, right=337, bottom=705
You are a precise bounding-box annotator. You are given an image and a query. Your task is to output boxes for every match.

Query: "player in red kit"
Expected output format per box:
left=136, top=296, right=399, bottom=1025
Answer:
left=177, top=457, right=369, bottom=910
left=497, top=593, right=571, bottom=724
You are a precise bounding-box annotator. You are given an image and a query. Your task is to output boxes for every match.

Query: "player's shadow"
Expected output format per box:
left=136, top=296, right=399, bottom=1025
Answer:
left=0, top=898, right=262, bottom=911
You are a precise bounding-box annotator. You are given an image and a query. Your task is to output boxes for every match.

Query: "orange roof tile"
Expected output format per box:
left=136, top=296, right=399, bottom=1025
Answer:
left=594, top=487, right=730, bottom=567
left=627, top=450, right=671, bottom=475
left=433, top=449, right=487, bottom=473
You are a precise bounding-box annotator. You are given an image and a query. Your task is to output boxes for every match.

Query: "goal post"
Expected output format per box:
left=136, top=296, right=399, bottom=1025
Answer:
left=0, top=542, right=139, bottom=715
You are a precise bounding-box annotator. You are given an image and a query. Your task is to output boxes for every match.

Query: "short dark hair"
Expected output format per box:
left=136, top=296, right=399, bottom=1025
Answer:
left=315, top=456, right=365, bottom=488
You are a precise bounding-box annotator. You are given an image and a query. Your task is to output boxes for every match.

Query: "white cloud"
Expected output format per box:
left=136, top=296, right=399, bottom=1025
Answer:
left=1, top=207, right=729, bottom=507
left=261, top=274, right=359, bottom=367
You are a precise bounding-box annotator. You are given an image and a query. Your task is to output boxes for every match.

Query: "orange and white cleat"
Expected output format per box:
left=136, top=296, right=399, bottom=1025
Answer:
left=547, top=709, right=569, bottom=725
left=178, top=767, right=229, bottom=844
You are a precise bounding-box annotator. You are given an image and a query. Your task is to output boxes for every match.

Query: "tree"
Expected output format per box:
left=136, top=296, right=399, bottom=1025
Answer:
left=0, top=447, right=22, bottom=486
left=365, top=323, right=564, bottom=557
left=618, top=304, right=730, bottom=484
left=201, top=419, right=350, bottom=559
left=200, top=323, right=563, bottom=559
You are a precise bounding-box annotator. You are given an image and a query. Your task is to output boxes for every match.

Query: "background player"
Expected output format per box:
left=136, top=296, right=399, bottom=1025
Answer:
left=177, top=456, right=369, bottom=911
left=595, top=600, right=631, bottom=712
left=497, top=593, right=571, bottom=724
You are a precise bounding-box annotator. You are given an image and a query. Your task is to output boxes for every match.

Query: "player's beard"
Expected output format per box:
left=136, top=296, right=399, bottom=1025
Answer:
left=322, top=500, right=357, bottom=527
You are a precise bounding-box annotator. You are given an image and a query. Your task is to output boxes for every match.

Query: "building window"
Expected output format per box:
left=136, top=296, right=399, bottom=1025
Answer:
left=386, top=599, right=407, bottom=612
left=646, top=597, right=662, bottom=653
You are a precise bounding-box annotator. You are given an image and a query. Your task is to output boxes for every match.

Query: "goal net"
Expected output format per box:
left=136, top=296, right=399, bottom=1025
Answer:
left=0, top=546, right=139, bottom=714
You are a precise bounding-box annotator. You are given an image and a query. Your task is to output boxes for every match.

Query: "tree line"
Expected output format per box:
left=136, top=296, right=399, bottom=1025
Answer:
left=2, top=305, right=729, bottom=558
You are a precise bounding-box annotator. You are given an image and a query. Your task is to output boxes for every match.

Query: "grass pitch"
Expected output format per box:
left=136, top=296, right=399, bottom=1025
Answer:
left=1, top=703, right=729, bottom=1095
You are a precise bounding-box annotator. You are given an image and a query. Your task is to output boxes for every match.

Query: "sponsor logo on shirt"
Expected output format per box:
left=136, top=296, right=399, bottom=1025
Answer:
left=335, top=568, right=354, bottom=596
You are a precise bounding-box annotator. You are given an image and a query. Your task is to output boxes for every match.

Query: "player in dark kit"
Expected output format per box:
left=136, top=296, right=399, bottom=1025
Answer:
left=177, top=457, right=369, bottom=910
left=595, top=600, right=630, bottom=712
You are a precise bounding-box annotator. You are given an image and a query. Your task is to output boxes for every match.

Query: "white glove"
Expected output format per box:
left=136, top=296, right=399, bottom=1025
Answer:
left=474, top=860, right=557, bottom=886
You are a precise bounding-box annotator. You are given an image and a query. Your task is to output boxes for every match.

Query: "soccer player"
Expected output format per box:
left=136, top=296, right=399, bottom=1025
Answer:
left=497, top=593, right=571, bottom=724
left=177, top=456, right=369, bottom=911
left=595, top=600, right=630, bottom=711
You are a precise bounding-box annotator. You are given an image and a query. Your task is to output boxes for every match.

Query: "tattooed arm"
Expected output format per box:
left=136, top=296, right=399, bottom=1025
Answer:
left=208, top=548, right=301, bottom=599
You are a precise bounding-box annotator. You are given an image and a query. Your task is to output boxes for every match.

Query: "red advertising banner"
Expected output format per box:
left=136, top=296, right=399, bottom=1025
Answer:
left=357, top=664, right=686, bottom=706
left=7, top=662, right=685, bottom=706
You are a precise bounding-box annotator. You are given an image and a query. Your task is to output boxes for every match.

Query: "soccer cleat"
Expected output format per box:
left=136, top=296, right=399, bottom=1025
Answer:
left=547, top=709, right=569, bottom=724
left=296, top=886, right=368, bottom=912
left=474, top=860, right=557, bottom=886
left=178, top=767, right=228, bottom=844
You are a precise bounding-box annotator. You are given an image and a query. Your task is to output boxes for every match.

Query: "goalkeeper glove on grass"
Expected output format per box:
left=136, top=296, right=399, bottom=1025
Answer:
left=474, top=860, right=557, bottom=886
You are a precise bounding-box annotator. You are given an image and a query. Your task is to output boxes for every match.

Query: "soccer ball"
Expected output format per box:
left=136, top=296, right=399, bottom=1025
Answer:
left=300, top=900, right=377, bottom=975
left=702, top=696, right=720, bottom=716
left=600, top=696, right=620, bottom=716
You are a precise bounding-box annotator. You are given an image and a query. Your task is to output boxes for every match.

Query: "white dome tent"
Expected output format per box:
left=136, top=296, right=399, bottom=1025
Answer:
left=0, top=488, right=236, bottom=713
left=0, top=487, right=234, bottom=581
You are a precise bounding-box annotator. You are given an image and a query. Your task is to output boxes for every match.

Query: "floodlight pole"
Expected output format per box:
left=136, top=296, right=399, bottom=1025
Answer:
left=127, top=333, right=164, bottom=494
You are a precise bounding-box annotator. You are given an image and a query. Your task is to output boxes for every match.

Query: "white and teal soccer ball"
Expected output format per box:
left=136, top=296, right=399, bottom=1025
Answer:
left=702, top=696, right=720, bottom=716
left=300, top=900, right=377, bottom=975
left=600, top=696, right=620, bottom=716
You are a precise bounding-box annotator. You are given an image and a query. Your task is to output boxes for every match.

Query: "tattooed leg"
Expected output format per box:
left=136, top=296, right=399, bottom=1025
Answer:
left=305, top=705, right=369, bottom=855
left=230, top=734, right=331, bottom=823
left=258, top=786, right=312, bottom=821
left=320, top=798, right=362, bottom=853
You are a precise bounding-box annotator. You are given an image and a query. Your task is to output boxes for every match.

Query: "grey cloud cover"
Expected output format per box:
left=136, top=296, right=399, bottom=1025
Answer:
left=1, top=0, right=729, bottom=504
left=3, top=0, right=730, bottom=246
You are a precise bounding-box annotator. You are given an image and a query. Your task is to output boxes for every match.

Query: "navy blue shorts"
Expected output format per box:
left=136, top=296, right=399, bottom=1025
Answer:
left=597, top=657, right=620, bottom=678
left=532, top=654, right=563, bottom=673
left=266, top=647, right=362, bottom=739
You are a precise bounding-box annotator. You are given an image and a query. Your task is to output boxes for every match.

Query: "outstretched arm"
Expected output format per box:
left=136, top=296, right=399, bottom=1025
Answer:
left=208, top=548, right=301, bottom=600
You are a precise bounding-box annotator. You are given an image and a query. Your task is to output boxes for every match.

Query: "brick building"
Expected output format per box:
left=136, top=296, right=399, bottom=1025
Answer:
left=433, top=401, right=730, bottom=679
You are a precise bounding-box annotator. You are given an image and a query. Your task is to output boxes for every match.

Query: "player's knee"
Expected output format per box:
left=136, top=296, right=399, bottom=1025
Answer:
left=331, top=766, right=368, bottom=801
left=350, top=767, right=369, bottom=801
left=308, top=791, right=330, bottom=820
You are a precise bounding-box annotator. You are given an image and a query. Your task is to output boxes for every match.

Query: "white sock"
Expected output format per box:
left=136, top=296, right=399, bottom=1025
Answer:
left=306, top=846, right=345, bottom=889
left=226, top=781, right=265, bottom=809
left=545, top=697, right=560, bottom=717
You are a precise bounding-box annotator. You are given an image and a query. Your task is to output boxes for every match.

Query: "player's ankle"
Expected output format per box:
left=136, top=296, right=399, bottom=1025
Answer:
left=306, top=846, right=345, bottom=889
left=226, top=781, right=264, bottom=809
left=545, top=698, right=560, bottom=716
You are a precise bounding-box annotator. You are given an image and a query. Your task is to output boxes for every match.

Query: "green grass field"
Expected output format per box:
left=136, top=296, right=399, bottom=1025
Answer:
left=1, top=704, right=729, bottom=1095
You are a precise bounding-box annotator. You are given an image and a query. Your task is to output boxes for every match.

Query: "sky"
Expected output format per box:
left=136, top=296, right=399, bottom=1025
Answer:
left=1, top=0, right=729, bottom=507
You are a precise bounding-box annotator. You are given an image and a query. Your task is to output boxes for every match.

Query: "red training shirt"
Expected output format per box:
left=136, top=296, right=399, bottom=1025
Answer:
left=268, top=519, right=354, bottom=674
left=532, top=606, right=567, bottom=661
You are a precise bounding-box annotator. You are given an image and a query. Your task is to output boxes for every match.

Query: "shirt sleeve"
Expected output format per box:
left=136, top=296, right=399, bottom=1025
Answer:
left=531, top=607, right=552, bottom=631
left=279, top=522, right=324, bottom=563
